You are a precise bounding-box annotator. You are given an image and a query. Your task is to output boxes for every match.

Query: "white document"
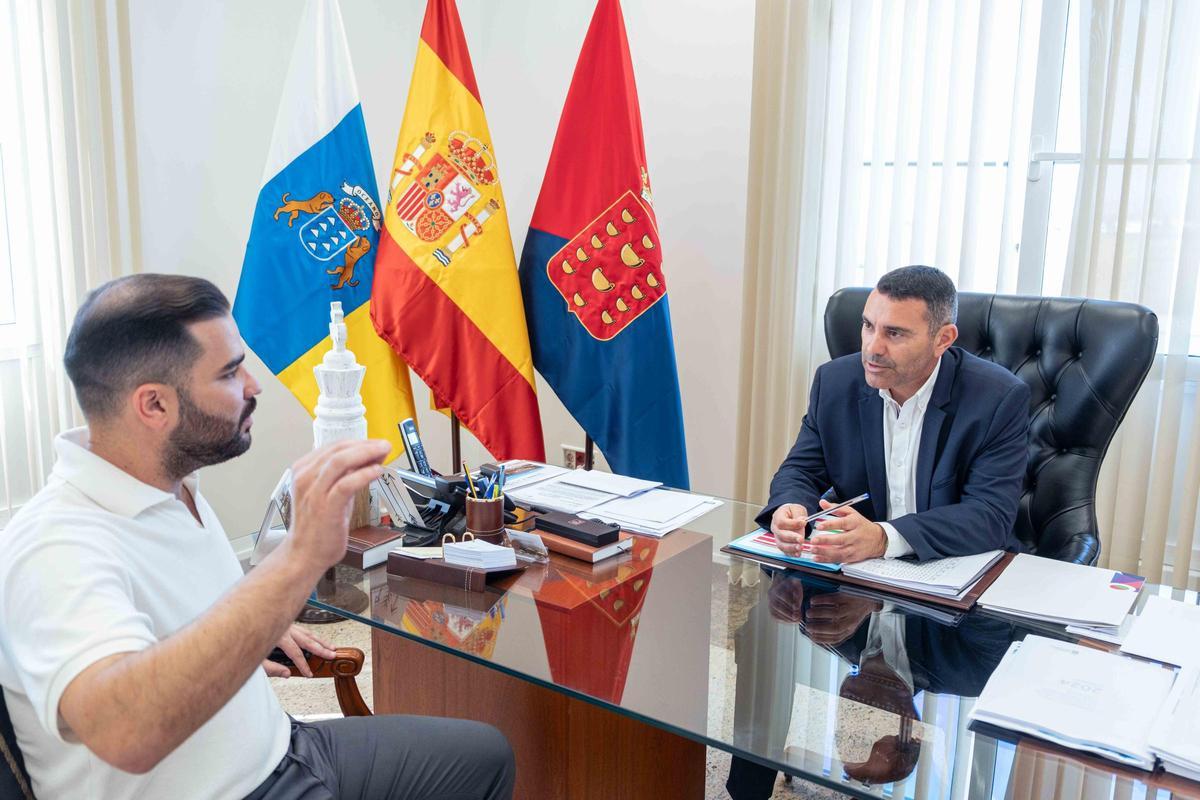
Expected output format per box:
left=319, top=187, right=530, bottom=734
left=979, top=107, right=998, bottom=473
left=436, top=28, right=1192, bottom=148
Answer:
left=556, top=468, right=661, bottom=497
left=589, top=489, right=709, bottom=523
left=1120, top=594, right=1200, bottom=667
left=1148, top=665, right=1200, bottom=781
left=1065, top=614, right=1135, bottom=646
left=586, top=492, right=723, bottom=537
left=978, top=553, right=1144, bottom=630
left=496, top=460, right=569, bottom=491
left=841, top=550, right=1004, bottom=598
left=969, top=635, right=1176, bottom=770
left=507, top=474, right=615, bottom=513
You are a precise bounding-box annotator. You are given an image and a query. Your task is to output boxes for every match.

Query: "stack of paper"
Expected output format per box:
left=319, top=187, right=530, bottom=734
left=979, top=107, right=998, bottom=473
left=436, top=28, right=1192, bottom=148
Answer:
left=506, top=474, right=615, bottom=514
left=978, top=553, right=1144, bottom=633
left=970, top=635, right=1176, bottom=769
left=585, top=489, right=723, bottom=538
left=1149, top=666, right=1200, bottom=781
left=841, top=550, right=1004, bottom=599
left=1120, top=594, right=1200, bottom=667
left=441, top=539, right=517, bottom=569
left=556, top=469, right=661, bottom=497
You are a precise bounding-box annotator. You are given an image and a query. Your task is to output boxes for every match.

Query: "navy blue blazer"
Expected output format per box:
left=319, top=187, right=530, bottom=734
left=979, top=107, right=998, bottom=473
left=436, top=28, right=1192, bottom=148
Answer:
left=757, top=346, right=1030, bottom=561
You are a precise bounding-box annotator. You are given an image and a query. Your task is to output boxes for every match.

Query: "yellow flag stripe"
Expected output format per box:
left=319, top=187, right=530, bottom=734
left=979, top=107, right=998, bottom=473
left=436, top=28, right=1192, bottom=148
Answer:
left=277, top=301, right=416, bottom=461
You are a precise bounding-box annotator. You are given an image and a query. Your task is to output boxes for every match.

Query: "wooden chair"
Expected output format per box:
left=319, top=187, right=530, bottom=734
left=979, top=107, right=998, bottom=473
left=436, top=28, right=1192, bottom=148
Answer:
left=0, top=648, right=369, bottom=798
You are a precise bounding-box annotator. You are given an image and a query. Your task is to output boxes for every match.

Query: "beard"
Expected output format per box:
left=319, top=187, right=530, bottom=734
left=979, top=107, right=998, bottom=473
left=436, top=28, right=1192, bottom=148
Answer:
left=164, top=389, right=256, bottom=479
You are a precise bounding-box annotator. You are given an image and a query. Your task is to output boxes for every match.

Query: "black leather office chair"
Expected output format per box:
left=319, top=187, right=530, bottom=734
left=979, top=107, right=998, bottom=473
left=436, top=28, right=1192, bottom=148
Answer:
left=824, top=288, right=1158, bottom=565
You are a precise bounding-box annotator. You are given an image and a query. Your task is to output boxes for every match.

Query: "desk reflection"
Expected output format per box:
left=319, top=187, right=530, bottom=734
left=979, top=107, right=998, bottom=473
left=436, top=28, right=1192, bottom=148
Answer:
left=729, top=571, right=1016, bottom=799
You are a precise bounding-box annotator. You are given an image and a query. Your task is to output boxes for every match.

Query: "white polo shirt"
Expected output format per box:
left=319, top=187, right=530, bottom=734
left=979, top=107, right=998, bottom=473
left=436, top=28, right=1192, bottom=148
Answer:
left=0, top=428, right=289, bottom=799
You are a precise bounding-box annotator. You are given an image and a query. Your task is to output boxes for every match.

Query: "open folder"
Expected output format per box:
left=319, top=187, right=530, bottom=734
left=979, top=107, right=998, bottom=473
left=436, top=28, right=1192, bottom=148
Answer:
left=722, top=530, right=1011, bottom=610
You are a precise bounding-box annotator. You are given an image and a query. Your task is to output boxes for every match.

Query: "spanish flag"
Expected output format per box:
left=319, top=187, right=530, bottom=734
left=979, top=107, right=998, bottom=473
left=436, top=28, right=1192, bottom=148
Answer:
left=371, top=0, right=544, bottom=461
left=234, top=0, right=416, bottom=460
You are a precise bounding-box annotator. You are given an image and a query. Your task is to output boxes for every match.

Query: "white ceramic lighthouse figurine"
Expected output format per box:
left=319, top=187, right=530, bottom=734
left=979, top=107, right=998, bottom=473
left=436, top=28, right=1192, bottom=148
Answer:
left=313, top=301, right=375, bottom=528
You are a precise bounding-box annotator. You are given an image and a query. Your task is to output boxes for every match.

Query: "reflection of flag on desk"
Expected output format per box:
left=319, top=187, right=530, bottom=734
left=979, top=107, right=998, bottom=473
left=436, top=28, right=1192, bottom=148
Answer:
left=534, top=538, right=658, bottom=703
left=518, top=0, right=688, bottom=489
left=234, top=0, right=415, bottom=459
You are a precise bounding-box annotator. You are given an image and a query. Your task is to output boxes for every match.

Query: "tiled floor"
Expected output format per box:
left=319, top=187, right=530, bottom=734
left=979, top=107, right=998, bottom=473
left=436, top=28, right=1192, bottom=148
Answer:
left=270, top=618, right=847, bottom=799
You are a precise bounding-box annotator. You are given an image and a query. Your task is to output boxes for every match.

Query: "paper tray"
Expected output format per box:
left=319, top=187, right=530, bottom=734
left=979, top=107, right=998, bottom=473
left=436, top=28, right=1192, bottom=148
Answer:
left=719, top=546, right=1015, bottom=611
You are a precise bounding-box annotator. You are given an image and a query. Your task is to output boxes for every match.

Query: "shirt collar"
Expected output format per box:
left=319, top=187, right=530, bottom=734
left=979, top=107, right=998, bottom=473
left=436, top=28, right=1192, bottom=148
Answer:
left=879, top=356, right=942, bottom=413
left=52, top=427, right=200, bottom=518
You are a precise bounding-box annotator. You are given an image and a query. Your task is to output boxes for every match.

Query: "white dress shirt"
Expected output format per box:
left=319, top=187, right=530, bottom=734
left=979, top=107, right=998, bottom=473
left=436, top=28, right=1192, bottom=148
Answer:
left=877, top=359, right=942, bottom=559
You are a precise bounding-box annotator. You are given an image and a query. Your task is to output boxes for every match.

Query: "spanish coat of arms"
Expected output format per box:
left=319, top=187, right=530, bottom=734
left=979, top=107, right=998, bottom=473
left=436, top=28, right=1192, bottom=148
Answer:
left=386, top=130, right=503, bottom=267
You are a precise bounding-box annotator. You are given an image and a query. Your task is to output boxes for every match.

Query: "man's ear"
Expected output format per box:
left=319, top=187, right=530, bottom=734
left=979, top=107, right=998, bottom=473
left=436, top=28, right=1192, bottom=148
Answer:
left=129, top=383, right=177, bottom=432
left=935, top=323, right=959, bottom=356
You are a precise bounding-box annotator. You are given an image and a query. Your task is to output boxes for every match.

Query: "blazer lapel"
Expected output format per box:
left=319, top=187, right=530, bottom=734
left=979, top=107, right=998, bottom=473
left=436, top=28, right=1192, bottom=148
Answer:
left=858, top=390, right=888, bottom=520
left=915, top=351, right=958, bottom=511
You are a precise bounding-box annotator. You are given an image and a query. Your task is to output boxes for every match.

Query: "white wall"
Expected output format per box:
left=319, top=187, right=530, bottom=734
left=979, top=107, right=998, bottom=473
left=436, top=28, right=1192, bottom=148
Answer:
left=126, top=0, right=753, bottom=537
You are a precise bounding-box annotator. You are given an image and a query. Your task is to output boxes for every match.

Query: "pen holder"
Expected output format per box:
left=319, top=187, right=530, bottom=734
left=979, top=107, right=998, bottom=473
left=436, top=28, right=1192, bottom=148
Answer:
left=466, top=496, right=504, bottom=544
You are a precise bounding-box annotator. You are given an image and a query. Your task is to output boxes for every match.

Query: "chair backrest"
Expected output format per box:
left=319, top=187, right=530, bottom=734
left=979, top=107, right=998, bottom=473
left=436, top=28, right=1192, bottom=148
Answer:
left=1, top=692, right=34, bottom=799
left=824, top=288, right=1159, bottom=564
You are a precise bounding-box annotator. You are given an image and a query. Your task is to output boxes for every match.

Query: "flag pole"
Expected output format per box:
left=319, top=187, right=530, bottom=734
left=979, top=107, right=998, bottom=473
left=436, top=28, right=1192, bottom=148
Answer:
left=584, top=434, right=595, bottom=471
left=451, top=413, right=462, bottom=473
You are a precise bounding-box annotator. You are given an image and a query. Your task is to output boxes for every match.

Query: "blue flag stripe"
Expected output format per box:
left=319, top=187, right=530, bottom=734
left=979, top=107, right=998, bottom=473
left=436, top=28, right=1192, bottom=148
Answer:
left=519, top=227, right=689, bottom=489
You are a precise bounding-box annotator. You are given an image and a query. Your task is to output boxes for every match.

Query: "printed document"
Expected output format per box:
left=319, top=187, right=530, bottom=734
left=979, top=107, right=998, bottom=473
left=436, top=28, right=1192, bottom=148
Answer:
left=497, top=461, right=569, bottom=491
left=1148, top=665, right=1200, bottom=781
left=969, top=635, right=1176, bottom=770
left=556, top=469, right=661, bottom=497
left=978, top=553, right=1143, bottom=630
left=840, top=550, right=1004, bottom=598
left=507, top=475, right=614, bottom=513
left=1120, top=594, right=1200, bottom=667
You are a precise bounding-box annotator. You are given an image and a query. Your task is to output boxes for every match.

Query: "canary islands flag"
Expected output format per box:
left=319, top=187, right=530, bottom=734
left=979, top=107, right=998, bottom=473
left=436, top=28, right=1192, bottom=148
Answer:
left=371, top=0, right=544, bottom=462
left=234, top=0, right=415, bottom=459
left=518, top=0, right=689, bottom=488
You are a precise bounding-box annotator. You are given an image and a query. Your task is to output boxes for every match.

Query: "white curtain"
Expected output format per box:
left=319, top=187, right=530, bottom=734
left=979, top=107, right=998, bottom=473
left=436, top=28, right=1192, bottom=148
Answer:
left=1065, top=0, right=1200, bottom=588
left=736, top=0, right=1200, bottom=588
left=736, top=0, right=1040, bottom=498
left=0, top=0, right=140, bottom=524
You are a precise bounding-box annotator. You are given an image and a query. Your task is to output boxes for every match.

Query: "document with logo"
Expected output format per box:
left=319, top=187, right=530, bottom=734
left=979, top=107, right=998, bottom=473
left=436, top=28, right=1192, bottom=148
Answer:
left=978, top=553, right=1144, bottom=632
left=970, top=635, right=1176, bottom=770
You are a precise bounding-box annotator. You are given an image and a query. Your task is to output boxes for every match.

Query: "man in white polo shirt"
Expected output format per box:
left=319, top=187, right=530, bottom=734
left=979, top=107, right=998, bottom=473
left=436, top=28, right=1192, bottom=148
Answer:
left=0, top=274, right=514, bottom=799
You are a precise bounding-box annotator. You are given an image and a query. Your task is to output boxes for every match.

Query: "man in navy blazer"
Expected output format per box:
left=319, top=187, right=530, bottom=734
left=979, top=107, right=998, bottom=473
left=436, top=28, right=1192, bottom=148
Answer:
left=759, top=266, right=1030, bottom=563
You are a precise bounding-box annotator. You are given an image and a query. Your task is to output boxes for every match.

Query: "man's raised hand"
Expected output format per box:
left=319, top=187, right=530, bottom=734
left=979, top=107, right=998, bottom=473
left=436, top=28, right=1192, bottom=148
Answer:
left=286, top=439, right=391, bottom=571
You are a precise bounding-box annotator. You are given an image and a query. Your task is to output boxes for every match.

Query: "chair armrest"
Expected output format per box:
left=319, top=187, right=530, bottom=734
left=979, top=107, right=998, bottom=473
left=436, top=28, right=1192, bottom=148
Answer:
left=1039, top=532, right=1100, bottom=566
left=268, top=646, right=372, bottom=717
left=288, top=647, right=364, bottom=680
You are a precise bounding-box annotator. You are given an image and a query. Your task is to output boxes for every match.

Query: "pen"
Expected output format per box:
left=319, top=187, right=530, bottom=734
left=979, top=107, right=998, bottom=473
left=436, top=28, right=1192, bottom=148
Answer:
left=805, top=492, right=870, bottom=523
left=464, top=461, right=479, bottom=498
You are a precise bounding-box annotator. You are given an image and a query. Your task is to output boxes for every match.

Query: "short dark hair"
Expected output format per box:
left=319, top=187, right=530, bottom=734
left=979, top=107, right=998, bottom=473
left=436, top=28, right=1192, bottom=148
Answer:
left=63, top=274, right=231, bottom=420
left=875, top=265, right=957, bottom=332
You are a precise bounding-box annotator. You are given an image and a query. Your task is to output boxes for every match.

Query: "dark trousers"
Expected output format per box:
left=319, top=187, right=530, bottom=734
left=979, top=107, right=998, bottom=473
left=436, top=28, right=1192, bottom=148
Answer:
left=244, top=716, right=515, bottom=800
left=726, top=755, right=779, bottom=800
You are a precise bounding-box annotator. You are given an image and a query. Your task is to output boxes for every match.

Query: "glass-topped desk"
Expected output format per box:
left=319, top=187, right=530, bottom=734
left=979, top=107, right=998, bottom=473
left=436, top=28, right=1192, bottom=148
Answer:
left=276, top=498, right=1200, bottom=800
